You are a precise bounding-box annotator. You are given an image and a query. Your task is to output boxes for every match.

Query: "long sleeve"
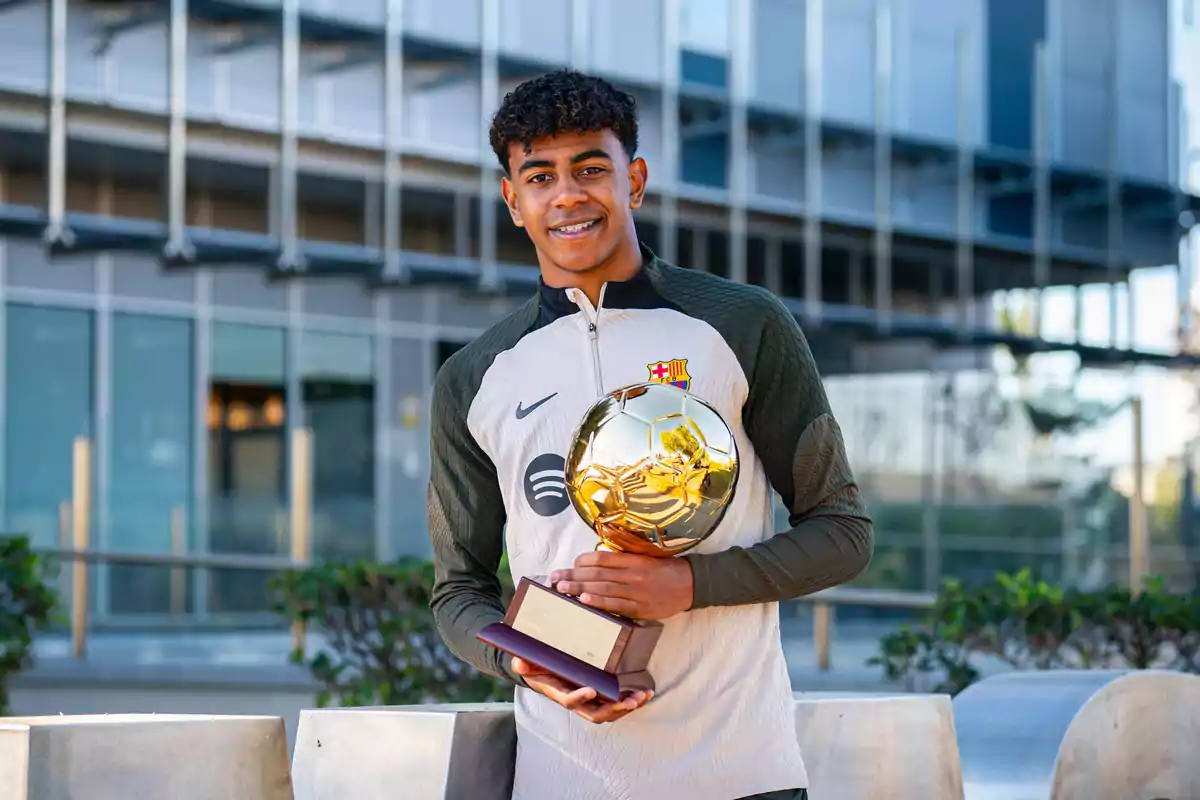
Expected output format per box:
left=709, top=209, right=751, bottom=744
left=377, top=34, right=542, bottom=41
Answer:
left=427, top=361, right=523, bottom=685
left=682, top=292, right=874, bottom=609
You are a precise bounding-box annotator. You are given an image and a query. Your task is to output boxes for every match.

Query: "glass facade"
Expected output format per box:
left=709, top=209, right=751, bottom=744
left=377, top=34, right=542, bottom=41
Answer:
left=0, top=258, right=441, bottom=622
left=3, top=261, right=1193, bottom=628
left=0, top=0, right=1195, bottom=638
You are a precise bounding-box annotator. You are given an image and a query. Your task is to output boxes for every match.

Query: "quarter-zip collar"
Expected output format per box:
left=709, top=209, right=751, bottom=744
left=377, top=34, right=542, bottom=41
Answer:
left=534, top=242, right=668, bottom=328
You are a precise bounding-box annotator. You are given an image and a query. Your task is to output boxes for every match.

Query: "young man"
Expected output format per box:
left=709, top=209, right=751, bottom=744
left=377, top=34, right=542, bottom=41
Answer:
left=427, top=70, right=873, bottom=800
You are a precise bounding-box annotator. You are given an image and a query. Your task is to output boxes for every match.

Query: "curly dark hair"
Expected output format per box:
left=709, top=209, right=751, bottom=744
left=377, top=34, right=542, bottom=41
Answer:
left=488, top=69, right=639, bottom=174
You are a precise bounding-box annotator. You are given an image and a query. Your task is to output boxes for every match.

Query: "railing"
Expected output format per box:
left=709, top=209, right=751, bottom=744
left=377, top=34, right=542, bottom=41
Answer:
left=795, top=587, right=936, bottom=670
left=46, top=432, right=314, bottom=660
left=45, top=541, right=935, bottom=673
left=34, top=401, right=1156, bottom=675
left=42, top=432, right=941, bottom=675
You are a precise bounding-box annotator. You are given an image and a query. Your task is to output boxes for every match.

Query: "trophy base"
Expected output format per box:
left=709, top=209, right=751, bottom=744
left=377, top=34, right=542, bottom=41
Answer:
left=476, top=577, right=663, bottom=704
left=478, top=623, right=654, bottom=703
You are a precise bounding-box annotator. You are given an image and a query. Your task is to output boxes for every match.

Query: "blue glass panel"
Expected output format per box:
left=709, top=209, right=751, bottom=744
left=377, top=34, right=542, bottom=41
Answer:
left=986, top=0, right=1046, bottom=153
left=680, top=49, right=728, bottom=89
left=4, top=304, right=94, bottom=549
left=680, top=133, right=729, bottom=189
left=109, top=313, right=195, bottom=615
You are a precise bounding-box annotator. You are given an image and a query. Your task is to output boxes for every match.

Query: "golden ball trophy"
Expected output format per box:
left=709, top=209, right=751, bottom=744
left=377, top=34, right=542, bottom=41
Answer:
left=477, top=382, right=739, bottom=702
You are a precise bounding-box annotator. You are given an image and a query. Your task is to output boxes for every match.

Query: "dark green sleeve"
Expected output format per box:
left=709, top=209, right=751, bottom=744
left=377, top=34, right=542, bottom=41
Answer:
left=679, top=285, right=874, bottom=608
left=427, top=351, right=524, bottom=686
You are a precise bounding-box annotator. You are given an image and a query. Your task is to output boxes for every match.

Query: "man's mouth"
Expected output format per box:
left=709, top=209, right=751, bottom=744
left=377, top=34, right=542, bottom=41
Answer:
left=550, top=219, right=601, bottom=239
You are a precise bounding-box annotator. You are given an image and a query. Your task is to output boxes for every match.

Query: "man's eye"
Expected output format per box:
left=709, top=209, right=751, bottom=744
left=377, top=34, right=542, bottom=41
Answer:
left=580, top=166, right=604, bottom=176
left=528, top=174, right=551, bottom=184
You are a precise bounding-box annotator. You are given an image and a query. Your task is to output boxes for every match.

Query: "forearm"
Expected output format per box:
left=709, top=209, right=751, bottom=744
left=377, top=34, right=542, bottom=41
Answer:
left=685, top=412, right=874, bottom=609
left=430, top=578, right=522, bottom=684
left=684, top=512, right=872, bottom=608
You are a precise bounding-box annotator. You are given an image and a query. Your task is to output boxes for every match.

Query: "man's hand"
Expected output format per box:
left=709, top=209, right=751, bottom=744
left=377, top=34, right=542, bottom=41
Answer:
left=549, top=550, right=694, bottom=621
left=511, top=657, right=651, bottom=724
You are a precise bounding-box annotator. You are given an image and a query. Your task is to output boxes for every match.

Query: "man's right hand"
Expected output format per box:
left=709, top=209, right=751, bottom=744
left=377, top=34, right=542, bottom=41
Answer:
left=511, top=657, right=652, bottom=724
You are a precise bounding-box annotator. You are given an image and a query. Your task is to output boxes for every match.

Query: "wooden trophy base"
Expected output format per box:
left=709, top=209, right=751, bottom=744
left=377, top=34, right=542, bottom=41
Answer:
left=476, top=577, right=663, bottom=703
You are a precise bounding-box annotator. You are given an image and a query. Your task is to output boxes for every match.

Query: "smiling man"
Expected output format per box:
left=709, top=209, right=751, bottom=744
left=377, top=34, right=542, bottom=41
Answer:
left=427, top=70, right=873, bottom=800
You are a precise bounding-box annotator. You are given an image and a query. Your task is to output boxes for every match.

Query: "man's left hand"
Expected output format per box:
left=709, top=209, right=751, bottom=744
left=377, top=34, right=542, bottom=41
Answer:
left=550, top=550, right=694, bottom=621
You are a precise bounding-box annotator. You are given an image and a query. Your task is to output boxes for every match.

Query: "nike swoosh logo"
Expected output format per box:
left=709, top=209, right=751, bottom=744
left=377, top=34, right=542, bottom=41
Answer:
left=516, top=393, right=557, bottom=420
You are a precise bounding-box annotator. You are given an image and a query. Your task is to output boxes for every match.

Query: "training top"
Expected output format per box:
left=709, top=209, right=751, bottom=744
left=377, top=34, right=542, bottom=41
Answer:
left=427, top=244, right=874, bottom=800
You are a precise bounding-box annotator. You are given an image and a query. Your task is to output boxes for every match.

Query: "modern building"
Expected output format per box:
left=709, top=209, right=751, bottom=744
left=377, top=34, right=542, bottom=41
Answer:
left=0, top=0, right=1197, bottom=630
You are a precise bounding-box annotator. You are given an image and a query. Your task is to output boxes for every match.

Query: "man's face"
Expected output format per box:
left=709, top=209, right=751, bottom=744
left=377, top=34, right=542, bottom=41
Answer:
left=500, top=129, right=647, bottom=275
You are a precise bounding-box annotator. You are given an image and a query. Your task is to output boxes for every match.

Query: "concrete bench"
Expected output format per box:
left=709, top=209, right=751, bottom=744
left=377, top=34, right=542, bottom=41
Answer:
left=11, top=670, right=1197, bottom=799
left=291, top=703, right=516, bottom=800
left=0, top=713, right=293, bottom=800
left=953, top=669, right=1200, bottom=800
left=290, top=693, right=964, bottom=800
left=793, top=692, right=964, bottom=800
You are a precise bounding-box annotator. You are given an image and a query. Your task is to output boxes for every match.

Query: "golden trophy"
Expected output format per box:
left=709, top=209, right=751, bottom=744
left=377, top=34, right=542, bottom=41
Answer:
left=477, top=382, right=739, bottom=702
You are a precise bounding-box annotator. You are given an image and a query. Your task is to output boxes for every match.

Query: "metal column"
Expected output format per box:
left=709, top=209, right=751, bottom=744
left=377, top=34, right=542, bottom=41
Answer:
left=164, top=0, right=193, bottom=263
left=1106, top=0, right=1122, bottom=347
left=1129, top=395, right=1147, bottom=590
left=1031, top=41, right=1050, bottom=337
left=693, top=226, right=709, bottom=273
left=70, top=437, right=93, bottom=658
left=765, top=235, right=783, bottom=296
left=1181, top=221, right=1195, bottom=352
left=660, top=0, right=681, bottom=264
left=290, top=427, right=313, bottom=651
left=45, top=0, right=73, bottom=249
left=922, top=373, right=941, bottom=591
left=848, top=248, right=864, bottom=306
left=279, top=0, right=301, bottom=272
left=478, top=0, right=501, bottom=293
left=803, top=0, right=823, bottom=321
left=954, top=26, right=975, bottom=332
left=873, top=1, right=893, bottom=333
left=192, top=192, right=213, bottom=620
left=728, top=0, right=751, bottom=285
left=94, top=181, right=114, bottom=622
left=382, top=0, right=406, bottom=282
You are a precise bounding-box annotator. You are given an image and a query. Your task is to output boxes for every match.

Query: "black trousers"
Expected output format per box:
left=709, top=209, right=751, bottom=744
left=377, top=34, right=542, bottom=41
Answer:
left=737, top=790, right=808, bottom=800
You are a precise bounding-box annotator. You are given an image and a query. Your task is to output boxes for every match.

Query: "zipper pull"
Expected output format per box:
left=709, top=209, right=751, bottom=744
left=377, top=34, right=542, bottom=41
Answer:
left=587, top=321, right=597, bottom=337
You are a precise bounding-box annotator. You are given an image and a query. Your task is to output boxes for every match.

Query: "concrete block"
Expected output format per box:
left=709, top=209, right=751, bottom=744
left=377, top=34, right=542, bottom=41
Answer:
left=291, top=704, right=515, bottom=800
left=292, top=694, right=968, bottom=800
left=0, top=713, right=293, bottom=800
left=953, top=669, right=1200, bottom=800
left=793, top=692, right=965, bottom=800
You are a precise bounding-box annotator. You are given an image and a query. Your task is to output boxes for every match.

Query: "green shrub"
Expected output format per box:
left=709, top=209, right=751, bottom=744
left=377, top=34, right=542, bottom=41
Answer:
left=270, top=554, right=515, bottom=708
left=868, top=570, right=1200, bottom=696
left=0, top=535, right=60, bottom=715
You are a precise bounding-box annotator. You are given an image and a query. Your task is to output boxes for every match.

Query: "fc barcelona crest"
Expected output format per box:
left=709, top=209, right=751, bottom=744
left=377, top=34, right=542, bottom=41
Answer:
left=647, top=358, right=691, bottom=391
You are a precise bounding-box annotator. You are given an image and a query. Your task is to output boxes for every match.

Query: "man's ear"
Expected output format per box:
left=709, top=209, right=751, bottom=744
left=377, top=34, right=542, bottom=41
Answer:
left=628, top=157, right=648, bottom=210
left=500, top=176, right=524, bottom=227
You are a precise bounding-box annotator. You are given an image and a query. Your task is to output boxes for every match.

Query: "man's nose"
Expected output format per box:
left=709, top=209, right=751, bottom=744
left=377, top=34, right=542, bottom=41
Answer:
left=552, top=177, right=587, bottom=208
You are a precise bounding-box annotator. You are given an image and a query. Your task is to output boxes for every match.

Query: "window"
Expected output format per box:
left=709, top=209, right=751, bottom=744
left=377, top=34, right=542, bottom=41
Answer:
left=208, top=322, right=287, bottom=614
left=109, top=313, right=194, bottom=615
left=1187, top=0, right=1195, bottom=28
left=4, top=305, right=94, bottom=551
left=301, top=330, right=375, bottom=563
